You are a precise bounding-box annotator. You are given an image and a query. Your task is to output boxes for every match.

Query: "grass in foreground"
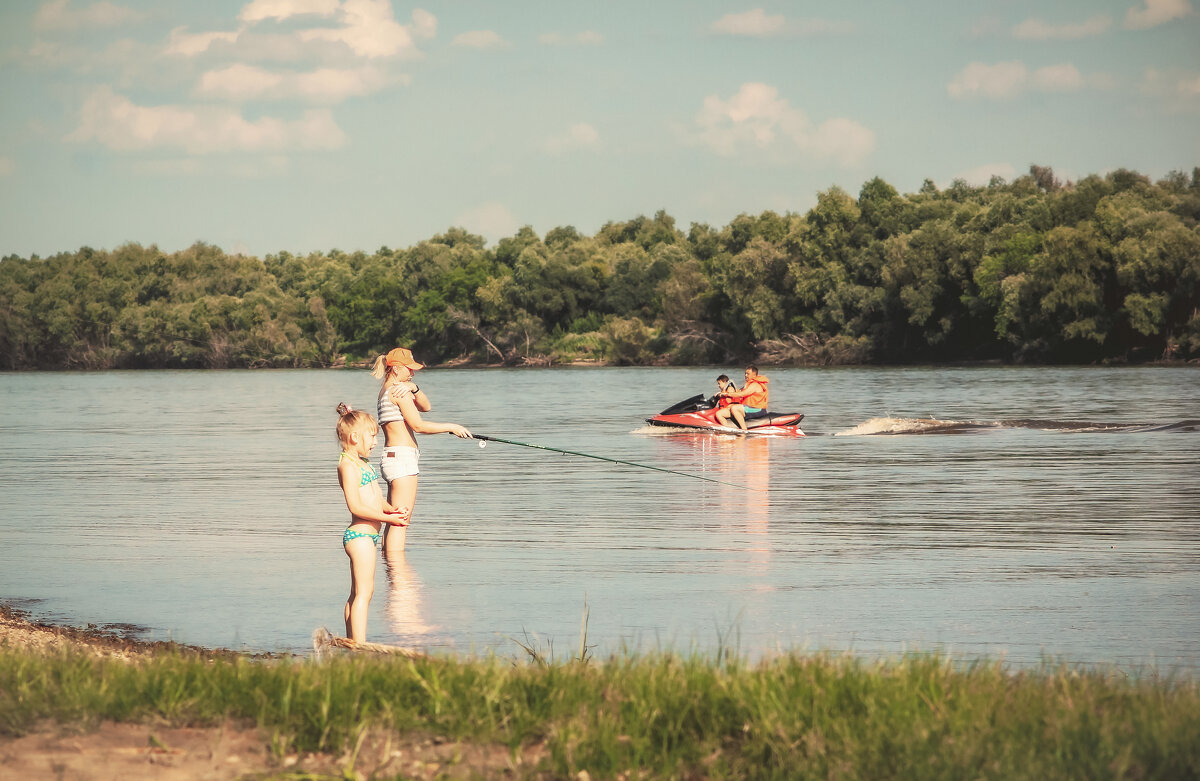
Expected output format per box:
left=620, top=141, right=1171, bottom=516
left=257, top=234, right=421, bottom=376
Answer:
left=1, top=646, right=1197, bottom=780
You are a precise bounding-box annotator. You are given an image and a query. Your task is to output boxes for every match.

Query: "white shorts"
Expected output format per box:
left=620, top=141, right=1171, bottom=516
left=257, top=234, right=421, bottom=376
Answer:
left=379, top=446, right=420, bottom=480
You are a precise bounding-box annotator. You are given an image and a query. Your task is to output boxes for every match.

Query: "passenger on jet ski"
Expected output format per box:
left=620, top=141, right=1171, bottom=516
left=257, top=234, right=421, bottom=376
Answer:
left=715, top=374, right=737, bottom=408
left=715, top=365, right=770, bottom=431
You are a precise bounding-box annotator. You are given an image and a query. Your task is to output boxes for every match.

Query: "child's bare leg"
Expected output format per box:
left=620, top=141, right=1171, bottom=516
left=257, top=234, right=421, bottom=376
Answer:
left=384, top=476, right=418, bottom=557
left=344, top=538, right=377, bottom=641
left=731, top=404, right=747, bottom=429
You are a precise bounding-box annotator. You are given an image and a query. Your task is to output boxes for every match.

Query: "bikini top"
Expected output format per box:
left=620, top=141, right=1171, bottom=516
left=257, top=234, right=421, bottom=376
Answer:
left=339, top=452, right=379, bottom=486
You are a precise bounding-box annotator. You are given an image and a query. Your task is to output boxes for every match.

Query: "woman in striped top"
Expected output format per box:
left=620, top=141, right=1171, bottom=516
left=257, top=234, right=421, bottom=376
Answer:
left=370, top=347, right=472, bottom=555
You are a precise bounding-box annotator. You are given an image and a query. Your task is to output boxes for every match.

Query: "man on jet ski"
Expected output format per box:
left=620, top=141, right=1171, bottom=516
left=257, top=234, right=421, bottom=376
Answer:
left=714, top=365, right=770, bottom=430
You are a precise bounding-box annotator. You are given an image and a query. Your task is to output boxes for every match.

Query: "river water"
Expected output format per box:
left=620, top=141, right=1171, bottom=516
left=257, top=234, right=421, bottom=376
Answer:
left=1, top=367, right=1197, bottom=669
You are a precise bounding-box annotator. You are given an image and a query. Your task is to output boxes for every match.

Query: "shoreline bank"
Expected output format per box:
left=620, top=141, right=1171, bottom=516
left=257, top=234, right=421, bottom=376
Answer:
left=3, top=604, right=1199, bottom=780
left=5, top=356, right=1200, bottom=372
left=0, top=603, right=246, bottom=661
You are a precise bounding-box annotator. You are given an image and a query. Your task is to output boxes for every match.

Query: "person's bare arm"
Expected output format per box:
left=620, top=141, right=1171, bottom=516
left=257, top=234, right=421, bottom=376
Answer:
left=722, top=385, right=752, bottom=402
left=388, top=382, right=431, bottom=412
left=337, top=461, right=409, bottom=525
left=397, top=394, right=471, bottom=438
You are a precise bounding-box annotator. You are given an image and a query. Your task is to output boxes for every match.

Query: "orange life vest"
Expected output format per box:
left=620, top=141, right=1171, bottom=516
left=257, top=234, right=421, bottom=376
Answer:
left=717, top=381, right=736, bottom=408
left=730, top=373, right=769, bottom=409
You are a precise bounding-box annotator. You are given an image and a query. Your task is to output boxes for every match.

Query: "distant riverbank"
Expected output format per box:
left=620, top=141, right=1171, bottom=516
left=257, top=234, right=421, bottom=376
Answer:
left=4, top=166, right=1198, bottom=373
left=5, top=354, right=1199, bottom=372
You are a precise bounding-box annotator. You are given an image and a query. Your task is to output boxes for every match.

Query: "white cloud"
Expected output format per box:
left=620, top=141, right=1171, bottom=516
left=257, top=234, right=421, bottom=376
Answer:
left=1142, top=68, right=1200, bottom=108
left=239, top=0, right=339, bottom=24
left=968, top=16, right=1005, bottom=38
left=792, top=18, right=856, bottom=35
left=693, top=82, right=874, bottom=166
left=711, top=9, right=786, bottom=36
left=24, top=36, right=178, bottom=87
left=456, top=202, right=519, bottom=242
left=539, top=31, right=604, bottom=46
left=0, top=156, right=14, bottom=176
left=697, top=82, right=793, bottom=152
left=1031, top=63, right=1085, bottom=91
left=1125, top=0, right=1193, bottom=29
left=130, top=155, right=291, bottom=177
left=68, top=87, right=346, bottom=153
left=546, top=122, right=599, bottom=155
left=293, top=66, right=397, bottom=101
left=807, top=118, right=876, bottom=167
left=948, top=61, right=1088, bottom=99
left=947, top=61, right=1028, bottom=99
left=411, top=9, right=437, bottom=40
left=165, top=3, right=435, bottom=61
left=196, top=63, right=395, bottom=102
left=951, top=162, right=1017, bottom=187
left=26, top=38, right=73, bottom=67
left=709, top=8, right=853, bottom=37
left=170, top=30, right=322, bottom=62
left=197, top=63, right=284, bottom=100
left=299, top=0, right=425, bottom=58
left=1012, top=15, right=1111, bottom=39
left=227, top=155, right=291, bottom=177
left=165, top=27, right=241, bottom=57
left=34, top=0, right=142, bottom=31
left=452, top=30, right=507, bottom=49
left=129, top=158, right=204, bottom=176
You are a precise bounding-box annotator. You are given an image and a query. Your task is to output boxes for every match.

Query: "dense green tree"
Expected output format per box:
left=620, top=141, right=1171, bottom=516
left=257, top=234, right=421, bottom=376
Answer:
left=1108, top=203, right=1200, bottom=356
left=603, top=242, right=671, bottom=319
left=789, top=188, right=872, bottom=337
left=1005, top=224, right=1115, bottom=360
left=855, top=177, right=907, bottom=242
left=4, top=166, right=1198, bottom=370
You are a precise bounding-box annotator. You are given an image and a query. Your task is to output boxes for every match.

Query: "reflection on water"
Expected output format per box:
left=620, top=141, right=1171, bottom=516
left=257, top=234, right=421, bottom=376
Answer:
left=384, top=554, right=437, bottom=641
left=651, top=433, right=774, bottom=570
left=0, top=366, right=1197, bottom=670
left=735, top=437, right=771, bottom=537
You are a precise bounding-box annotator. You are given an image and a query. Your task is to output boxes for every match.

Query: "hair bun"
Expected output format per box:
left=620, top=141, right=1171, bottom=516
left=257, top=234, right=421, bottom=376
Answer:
left=336, top=402, right=352, bottom=416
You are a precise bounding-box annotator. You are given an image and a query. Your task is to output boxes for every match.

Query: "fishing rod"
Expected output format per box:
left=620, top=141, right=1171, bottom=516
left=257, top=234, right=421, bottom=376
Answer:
left=465, top=434, right=760, bottom=491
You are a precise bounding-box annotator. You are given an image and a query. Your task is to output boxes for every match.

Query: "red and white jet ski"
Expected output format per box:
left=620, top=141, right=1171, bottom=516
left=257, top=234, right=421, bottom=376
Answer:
left=646, top=394, right=805, bottom=436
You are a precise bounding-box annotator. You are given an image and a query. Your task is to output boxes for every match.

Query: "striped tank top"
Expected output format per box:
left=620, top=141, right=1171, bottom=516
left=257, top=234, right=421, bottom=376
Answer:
left=377, top=385, right=410, bottom=425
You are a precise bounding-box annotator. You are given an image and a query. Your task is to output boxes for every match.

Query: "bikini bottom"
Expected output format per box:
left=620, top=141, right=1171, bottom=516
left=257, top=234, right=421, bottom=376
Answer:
left=343, top=528, right=381, bottom=546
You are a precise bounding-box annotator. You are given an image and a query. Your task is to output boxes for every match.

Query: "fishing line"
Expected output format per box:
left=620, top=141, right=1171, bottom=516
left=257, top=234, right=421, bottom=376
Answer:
left=465, top=434, right=760, bottom=491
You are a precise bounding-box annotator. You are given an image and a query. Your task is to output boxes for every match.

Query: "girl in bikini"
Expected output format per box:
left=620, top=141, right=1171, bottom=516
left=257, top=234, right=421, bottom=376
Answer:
left=335, top=403, right=409, bottom=643
left=371, top=347, right=472, bottom=555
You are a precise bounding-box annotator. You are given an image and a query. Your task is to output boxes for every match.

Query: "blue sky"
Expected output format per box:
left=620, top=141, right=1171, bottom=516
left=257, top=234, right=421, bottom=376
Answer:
left=1, top=0, right=1198, bottom=258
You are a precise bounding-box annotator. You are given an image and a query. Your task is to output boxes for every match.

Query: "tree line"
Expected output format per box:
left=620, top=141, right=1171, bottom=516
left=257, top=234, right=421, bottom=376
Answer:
left=2, top=165, right=1199, bottom=370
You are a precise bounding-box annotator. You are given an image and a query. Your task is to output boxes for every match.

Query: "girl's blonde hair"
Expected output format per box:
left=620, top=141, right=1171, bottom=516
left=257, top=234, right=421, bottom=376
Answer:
left=369, top=355, right=390, bottom=380
left=371, top=354, right=414, bottom=391
left=335, top=402, right=378, bottom=447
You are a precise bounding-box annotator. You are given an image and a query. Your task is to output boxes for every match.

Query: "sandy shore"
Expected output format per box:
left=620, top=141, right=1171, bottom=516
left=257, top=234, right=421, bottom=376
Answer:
left=0, top=605, right=277, bottom=780
left=0, top=603, right=246, bottom=661
left=0, top=605, right=523, bottom=780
